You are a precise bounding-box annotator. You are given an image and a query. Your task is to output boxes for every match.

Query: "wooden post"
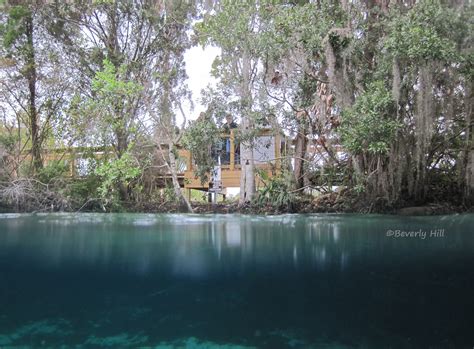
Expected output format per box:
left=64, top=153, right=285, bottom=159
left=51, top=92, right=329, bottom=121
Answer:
left=186, top=150, right=193, bottom=171
left=230, top=130, right=235, bottom=171
left=275, top=133, right=281, bottom=171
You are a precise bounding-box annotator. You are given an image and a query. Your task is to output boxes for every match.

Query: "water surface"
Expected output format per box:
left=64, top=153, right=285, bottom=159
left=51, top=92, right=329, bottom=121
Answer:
left=0, top=213, right=473, bottom=348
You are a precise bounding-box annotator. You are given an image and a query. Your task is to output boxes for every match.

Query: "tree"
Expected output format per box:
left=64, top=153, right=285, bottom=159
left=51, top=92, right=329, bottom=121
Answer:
left=1, top=0, right=472, bottom=212
left=57, top=0, right=195, bottom=207
left=0, top=2, right=70, bottom=174
left=148, top=2, right=194, bottom=212
left=199, top=0, right=281, bottom=204
left=254, top=1, right=346, bottom=190
left=383, top=0, right=472, bottom=203
left=146, top=0, right=195, bottom=212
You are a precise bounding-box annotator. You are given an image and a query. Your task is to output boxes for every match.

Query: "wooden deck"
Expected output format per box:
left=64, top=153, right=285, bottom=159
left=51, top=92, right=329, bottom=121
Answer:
left=29, top=129, right=285, bottom=193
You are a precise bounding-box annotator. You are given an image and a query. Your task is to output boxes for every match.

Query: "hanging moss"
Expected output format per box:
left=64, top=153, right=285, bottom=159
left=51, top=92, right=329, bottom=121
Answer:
left=391, top=58, right=401, bottom=115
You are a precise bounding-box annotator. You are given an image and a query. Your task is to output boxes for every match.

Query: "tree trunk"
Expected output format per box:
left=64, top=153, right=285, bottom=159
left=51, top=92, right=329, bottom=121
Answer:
left=240, top=118, right=255, bottom=204
left=169, top=143, right=193, bottom=212
left=294, top=111, right=308, bottom=189
left=25, top=14, right=42, bottom=172
left=463, top=84, right=474, bottom=204
left=157, top=54, right=193, bottom=212
left=239, top=52, right=255, bottom=205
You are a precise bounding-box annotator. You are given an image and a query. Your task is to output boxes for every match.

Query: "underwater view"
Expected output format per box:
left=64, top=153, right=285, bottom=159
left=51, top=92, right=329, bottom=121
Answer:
left=0, top=213, right=473, bottom=348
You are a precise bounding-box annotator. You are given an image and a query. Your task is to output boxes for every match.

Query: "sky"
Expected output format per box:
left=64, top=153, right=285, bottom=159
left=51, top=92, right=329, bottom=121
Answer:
left=182, top=45, right=220, bottom=121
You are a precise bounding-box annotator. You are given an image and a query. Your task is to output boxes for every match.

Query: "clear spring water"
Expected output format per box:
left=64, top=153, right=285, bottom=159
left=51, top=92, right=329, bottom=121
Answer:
left=0, top=213, right=473, bottom=348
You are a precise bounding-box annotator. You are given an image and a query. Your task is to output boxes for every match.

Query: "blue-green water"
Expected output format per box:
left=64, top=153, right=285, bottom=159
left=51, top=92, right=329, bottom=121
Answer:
left=0, top=213, right=473, bottom=348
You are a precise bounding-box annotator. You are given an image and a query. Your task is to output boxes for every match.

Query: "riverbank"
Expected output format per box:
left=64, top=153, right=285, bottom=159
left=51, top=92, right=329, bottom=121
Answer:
left=187, top=202, right=469, bottom=216
left=122, top=193, right=471, bottom=216
left=1, top=192, right=471, bottom=215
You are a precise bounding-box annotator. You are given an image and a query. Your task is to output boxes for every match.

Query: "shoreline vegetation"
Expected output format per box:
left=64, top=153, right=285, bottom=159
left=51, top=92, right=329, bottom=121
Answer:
left=0, top=180, right=469, bottom=216
left=1, top=1, right=473, bottom=216
left=138, top=200, right=471, bottom=216
left=0, top=202, right=469, bottom=216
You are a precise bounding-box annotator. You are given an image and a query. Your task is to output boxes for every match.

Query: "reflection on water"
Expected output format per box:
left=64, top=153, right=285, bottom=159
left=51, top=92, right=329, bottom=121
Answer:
left=1, top=213, right=474, bottom=348
left=1, top=213, right=472, bottom=277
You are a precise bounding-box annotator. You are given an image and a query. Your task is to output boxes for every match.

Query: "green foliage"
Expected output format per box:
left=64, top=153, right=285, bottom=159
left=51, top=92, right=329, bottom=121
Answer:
left=385, top=0, right=460, bottom=62
left=92, top=59, right=141, bottom=97
left=340, top=81, right=400, bottom=156
left=196, top=0, right=258, bottom=52
left=0, top=5, right=30, bottom=49
left=187, top=189, right=210, bottom=203
left=92, top=0, right=114, bottom=5
left=67, top=176, right=101, bottom=204
left=1, top=0, right=472, bottom=211
left=255, top=170, right=294, bottom=210
left=297, top=75, right=319, bottom=108
left=38, top=161, right=69, bottom=184
left=0, top=132, right=16, bottom=153
left=353, top=184, right=366, bottom=194
left=328, top=30, right=350, bottom=51
left=242, top=0, right=347, bottom=85
left=89, top=59, right=143, bottom=144
left=95, top=152, right=141, bottom=201
left=161, top=184, right=176, bottom=203
left=182, top=118, right=220, bottom=184
left=460, top=51, right=474, bottom=82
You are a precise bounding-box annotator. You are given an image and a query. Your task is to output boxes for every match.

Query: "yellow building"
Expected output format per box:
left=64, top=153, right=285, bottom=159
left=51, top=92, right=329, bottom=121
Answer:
left=183, top=129, right=285, bottom=194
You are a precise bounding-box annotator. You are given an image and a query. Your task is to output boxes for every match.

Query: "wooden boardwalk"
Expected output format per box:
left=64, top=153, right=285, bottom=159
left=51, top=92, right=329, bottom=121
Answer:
left=26, top=129, right=286, bottom=194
